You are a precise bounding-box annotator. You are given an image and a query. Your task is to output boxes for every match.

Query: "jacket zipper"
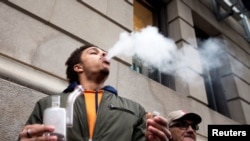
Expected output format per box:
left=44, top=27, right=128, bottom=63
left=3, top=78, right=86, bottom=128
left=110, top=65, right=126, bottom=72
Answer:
left=95, top=90, right=98, bottom=113
left=91, top=90, right=102, bottom=141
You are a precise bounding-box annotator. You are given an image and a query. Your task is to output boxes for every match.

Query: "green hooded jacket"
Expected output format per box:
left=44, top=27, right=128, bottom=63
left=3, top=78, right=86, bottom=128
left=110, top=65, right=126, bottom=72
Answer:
left=26, top=87, right=147, bottom=141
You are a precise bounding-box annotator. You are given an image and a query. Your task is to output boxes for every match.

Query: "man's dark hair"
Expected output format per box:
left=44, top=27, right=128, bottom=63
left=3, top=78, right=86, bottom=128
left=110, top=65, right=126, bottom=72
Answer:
left=65, top=44, right=94, bottom=83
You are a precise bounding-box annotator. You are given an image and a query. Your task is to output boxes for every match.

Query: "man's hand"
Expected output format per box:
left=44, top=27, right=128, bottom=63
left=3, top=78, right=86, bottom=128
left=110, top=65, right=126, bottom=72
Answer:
left=18, top=124, right=57, bottom=141
left=146, top=112, right=171, bottom=141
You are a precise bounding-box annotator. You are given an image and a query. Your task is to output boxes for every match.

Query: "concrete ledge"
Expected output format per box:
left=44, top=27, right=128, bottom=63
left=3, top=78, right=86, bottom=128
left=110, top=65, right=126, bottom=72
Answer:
left=0, top=54, right=68, bottom=95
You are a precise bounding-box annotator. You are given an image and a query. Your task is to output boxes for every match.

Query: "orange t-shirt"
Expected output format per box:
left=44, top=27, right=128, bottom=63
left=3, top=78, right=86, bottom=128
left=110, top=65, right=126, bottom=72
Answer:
left=84, top=90, right=103, bottom=138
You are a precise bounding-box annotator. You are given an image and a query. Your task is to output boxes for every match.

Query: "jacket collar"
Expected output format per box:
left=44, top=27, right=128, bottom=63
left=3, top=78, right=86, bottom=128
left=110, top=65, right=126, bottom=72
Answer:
left=63, top=81, right=118, bottom=96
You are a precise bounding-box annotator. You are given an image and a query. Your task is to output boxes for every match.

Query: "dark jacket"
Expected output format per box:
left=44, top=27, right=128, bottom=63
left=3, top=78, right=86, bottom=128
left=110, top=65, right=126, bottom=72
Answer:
left=26, top=86, right=147, bottom=141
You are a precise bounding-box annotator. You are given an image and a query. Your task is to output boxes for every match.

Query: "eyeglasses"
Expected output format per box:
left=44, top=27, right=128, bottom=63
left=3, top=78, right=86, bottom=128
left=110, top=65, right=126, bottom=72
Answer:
left=169, top=121, right=199, bottom=131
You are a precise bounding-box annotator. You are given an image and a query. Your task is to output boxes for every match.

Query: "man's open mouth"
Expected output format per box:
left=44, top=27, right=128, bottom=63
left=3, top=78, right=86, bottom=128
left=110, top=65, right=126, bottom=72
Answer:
left=103, top=59, right=110, bottom=65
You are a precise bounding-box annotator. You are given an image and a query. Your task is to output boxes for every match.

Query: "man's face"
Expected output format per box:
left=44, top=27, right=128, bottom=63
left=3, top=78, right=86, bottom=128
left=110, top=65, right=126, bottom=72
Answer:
left=169, top=120, right=198, bottom=141
left=79, top=46, right=110, bottom=76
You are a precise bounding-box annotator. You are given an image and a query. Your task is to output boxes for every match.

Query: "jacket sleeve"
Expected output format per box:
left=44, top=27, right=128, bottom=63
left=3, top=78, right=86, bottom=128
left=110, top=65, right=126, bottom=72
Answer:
left=132, top=106, right=147, bottom=141
left=25, top=96, right=51, bottom=125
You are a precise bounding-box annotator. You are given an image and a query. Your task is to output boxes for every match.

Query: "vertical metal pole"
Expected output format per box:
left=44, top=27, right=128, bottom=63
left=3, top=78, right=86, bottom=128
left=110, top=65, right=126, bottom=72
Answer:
left=241, top=14, right=250, bottom=42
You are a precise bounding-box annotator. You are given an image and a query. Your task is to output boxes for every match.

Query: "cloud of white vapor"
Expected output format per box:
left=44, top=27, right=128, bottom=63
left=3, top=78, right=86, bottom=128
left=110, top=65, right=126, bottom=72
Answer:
left=106, top=25, right=226, bottom=81
left=107, top=26, right=178, bottom=74
left=198, top=37, right=226, bottom=70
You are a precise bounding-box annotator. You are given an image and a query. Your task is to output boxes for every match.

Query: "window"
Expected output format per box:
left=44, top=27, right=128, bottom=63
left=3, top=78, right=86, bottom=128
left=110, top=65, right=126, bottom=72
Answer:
left=194, top=25, right=231, bottom=118
left=133, top=0, right=175, bottom=89
left=133, top=0, right=153, bottom=31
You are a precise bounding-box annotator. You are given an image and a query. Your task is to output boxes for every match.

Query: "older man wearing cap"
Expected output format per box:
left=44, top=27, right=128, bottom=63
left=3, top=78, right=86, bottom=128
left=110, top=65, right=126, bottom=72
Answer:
left=167, top=110, right=202, bottom=141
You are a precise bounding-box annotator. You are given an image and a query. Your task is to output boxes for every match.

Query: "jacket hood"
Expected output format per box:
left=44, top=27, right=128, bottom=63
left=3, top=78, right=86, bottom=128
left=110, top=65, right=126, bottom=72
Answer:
left=63, top=81, right=118, bottom=96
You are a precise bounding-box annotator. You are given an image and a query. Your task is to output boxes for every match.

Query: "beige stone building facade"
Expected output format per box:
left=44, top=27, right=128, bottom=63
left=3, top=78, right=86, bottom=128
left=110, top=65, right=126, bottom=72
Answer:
left=0, top=0, right=249, bottom=141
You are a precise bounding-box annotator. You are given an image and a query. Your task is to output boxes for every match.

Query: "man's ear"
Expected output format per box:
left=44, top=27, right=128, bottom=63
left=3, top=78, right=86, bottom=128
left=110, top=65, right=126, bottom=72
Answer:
left=73, top=64, right=84, bottom=72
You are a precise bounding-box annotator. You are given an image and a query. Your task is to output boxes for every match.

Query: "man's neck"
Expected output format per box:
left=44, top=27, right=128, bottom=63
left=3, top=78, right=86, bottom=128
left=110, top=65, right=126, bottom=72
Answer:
left=79, top=72, right=108, bottom=90
left=79, top=80, right=105, bottom=90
